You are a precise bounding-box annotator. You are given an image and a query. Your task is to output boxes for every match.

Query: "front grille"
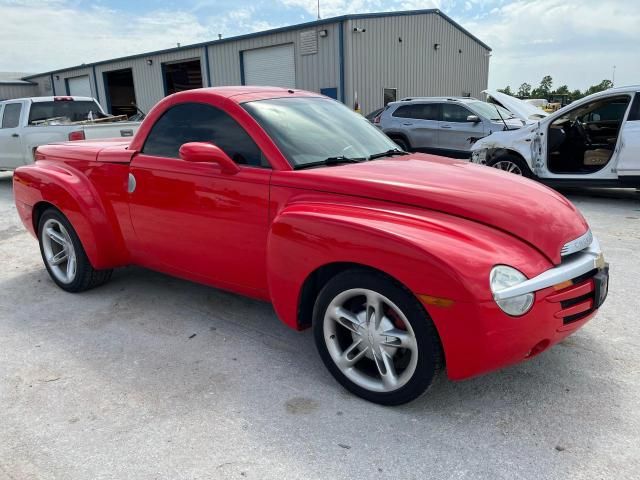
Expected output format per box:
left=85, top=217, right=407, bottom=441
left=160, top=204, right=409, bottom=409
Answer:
left=546, top=268, right=598, bottom=325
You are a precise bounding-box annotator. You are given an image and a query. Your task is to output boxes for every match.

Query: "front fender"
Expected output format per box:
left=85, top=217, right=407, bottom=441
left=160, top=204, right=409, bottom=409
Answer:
left=266, top=201, right=553, bottom=380
left=267, top=201, right=551, bottom=328
left=13, top=161, right=129, bottom=269
left=471, top=127, right=537, bottom=167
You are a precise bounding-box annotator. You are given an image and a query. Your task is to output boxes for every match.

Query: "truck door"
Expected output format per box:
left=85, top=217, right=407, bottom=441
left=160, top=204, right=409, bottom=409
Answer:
left=128, top=101, right=271, bottom=294
left=0, top=102, right=25, bottom=169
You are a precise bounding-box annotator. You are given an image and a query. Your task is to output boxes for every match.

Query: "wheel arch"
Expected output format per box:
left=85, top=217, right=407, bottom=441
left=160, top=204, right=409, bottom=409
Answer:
left=297, top=262, right=395, bottom=330
left=485, top=148, right=534, bottom=177
left=14, top=164, right=129, bottom=269
left=384, top=130, right=412, bottom=149
left=266, top=204, right=478, bottom=333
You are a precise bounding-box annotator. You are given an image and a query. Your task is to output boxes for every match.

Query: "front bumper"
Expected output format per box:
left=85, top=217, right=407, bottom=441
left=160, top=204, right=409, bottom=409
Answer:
left=425, top=237, right=608, bottom=380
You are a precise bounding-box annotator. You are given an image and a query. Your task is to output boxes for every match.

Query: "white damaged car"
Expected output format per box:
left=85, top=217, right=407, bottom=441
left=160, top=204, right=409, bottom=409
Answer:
left=471, top=87, right=640, bottom=187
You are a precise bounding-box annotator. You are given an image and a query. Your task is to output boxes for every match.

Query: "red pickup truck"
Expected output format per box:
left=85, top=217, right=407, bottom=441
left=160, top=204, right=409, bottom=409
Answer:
left=13, top=87, right=608, bottom=405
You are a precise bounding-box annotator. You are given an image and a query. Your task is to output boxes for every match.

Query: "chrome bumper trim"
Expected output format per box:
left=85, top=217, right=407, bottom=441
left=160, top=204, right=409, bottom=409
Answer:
left=494, top=237, right=603, bottom=301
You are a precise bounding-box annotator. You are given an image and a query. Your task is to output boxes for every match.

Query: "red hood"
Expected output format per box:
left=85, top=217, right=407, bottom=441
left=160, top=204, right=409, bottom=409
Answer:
left=275, top=154, right=588, bottom=264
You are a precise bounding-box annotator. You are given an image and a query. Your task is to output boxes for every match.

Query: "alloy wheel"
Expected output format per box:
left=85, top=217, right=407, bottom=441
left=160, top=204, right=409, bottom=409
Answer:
left=323, top=288, right=418, bottom=393
left=41, top=218, right=77, bottom=284
left=492, top=160, right=523, bottom=175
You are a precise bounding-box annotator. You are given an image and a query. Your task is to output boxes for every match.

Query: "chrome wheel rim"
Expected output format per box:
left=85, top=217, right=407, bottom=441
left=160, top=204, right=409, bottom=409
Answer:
left=493, top=160, right=523, bottom=175
left=41, top=219, right=77, bottom=284
left=323, top=288, right=418, bottom=393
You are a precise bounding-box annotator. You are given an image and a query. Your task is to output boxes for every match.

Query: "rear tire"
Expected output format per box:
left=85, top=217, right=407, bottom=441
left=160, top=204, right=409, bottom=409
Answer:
left=313, top=269, right=443, bottom=405
left=38, top=208, right=113, bottom=293
left=486, top=153, right=533, bottom=178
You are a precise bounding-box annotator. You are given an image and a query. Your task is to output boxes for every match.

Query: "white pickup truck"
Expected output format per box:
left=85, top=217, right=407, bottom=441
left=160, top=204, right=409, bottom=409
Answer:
left=0, top=96, right=141, bottom=171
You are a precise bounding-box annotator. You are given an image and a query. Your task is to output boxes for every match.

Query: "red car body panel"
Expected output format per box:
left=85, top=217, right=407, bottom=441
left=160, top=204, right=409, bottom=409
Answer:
left=12, top=87, right=601, bottom=380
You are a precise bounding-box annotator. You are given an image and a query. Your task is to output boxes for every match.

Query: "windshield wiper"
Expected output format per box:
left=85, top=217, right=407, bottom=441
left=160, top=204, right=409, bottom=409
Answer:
left=367, top=148, right=409, bottom=160
left=294, top=156, right=366, bottom=170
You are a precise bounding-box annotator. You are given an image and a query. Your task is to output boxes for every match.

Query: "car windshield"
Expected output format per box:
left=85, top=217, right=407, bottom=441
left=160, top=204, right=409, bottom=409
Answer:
left=28, top=100, right=105, bottom=125
left=468, top=101, right=516, bottom=121
left=243, top=97, right=399, bottom=167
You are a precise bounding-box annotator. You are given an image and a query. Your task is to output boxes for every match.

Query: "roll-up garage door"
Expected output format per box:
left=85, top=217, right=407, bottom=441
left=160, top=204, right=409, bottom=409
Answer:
left=67, top=75, right=92, bottom=97
left=243, top=44, right=295, bottom=88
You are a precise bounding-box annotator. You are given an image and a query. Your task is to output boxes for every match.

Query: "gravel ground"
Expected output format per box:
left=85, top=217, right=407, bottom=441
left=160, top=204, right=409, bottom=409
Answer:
left=1, top=171, right=639, bottom=480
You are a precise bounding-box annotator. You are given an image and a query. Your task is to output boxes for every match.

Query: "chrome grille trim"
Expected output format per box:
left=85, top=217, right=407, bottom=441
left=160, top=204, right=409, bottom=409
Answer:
left=493, top=237, right=603, bottom=301
left=561, top=229, right=593, bottom=257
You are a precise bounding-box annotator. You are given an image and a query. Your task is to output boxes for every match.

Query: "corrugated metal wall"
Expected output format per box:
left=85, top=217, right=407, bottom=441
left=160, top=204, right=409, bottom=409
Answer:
left=51, top=67, right=94, bottom=98
left=209, top=23, right=340, bottom=96
left=22, top=12, right=489, bottom=117
left=27, top=75, right=54, bottom=96
left=0, top=83, right=39, bottom=100
left=343, top=13, right=490, bottom=114
left=94, top=47, right=208, bottom=113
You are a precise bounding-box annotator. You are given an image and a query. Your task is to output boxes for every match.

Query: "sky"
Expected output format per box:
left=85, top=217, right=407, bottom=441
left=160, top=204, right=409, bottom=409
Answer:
left=0, top=0, right=638, bottom=91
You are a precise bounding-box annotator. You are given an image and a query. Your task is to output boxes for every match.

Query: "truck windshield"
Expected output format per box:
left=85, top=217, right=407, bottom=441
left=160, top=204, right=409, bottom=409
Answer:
left=28, top=100, right=106, bottom=125
left=243, top=97, right=399, bottom=168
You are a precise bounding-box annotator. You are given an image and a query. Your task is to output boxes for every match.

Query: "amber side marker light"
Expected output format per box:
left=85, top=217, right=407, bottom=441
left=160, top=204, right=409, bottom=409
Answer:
left=419, top=295, right=455, bottom=308
left=553, top=280, right=573, bottom=291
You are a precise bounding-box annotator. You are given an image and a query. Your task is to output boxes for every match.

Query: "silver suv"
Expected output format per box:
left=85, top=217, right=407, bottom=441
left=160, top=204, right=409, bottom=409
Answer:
left=375, top=97, right=524, bottom=158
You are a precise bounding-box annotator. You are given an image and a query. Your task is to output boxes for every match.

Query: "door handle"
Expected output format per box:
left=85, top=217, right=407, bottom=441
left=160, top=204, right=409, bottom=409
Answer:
left=440, top=125, right=452, bottom=129
left=11, top=133, right=19, bottom=138
left=402, top=122, right=413, bottom=126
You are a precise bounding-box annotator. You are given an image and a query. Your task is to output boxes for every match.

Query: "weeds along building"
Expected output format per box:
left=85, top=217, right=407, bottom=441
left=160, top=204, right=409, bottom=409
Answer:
left=17, top=9, right=491, bottom=116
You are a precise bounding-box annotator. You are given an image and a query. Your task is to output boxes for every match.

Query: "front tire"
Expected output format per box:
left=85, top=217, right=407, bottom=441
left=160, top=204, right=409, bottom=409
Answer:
left=486, top=153, right=533, bottom=178
left=38, top=208, right=113, bottom=292
left=313, top=269, right=443, bottom=405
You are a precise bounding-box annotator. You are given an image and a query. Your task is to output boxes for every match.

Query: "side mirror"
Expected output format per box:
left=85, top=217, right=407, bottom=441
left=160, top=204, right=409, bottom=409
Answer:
left=179, top=142, right=240, bottom=175
left=467, top=115, right=480, bottom=123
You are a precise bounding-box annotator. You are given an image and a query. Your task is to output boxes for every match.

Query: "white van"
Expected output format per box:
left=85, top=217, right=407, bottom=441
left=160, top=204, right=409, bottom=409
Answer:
left=471, top=87, right=640, bottom=187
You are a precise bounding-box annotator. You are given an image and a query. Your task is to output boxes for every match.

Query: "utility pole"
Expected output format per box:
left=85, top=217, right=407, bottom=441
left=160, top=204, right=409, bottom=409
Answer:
left=612, top=65, right=616, bottom=86
left=317, top=0, right=320, bottom=19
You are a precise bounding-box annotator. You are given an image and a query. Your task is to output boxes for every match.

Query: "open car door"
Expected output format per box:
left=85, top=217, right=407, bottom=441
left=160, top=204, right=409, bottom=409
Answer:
left=615, top=93, right=640, bottom=180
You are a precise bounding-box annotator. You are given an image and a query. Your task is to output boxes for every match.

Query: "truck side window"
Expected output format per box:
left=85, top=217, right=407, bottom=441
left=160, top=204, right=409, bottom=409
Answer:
left=1, top=103, right=22, bottom=129
left=142, top=102, right=268, bottom=168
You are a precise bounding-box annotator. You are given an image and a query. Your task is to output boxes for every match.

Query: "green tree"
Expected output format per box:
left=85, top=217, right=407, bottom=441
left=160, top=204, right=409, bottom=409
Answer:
left=539, top=75, right=553, bottom=95
left=584, top=79, right=613, bottom=96
left=570, top=89, right=583, bottom=101
left=517, top=82, right=532, bottom=97
left=554, top=85, right=570, bottom=95
left=497, top=85, right=514, bottom=96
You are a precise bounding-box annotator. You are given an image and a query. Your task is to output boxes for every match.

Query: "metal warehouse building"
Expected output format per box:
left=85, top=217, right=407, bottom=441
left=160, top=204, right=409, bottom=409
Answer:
left=18, top=9, right=490, bottom=116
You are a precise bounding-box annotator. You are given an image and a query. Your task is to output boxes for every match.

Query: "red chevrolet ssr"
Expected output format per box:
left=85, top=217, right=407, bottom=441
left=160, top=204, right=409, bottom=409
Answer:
left=13, top=87, right=608, bottom=405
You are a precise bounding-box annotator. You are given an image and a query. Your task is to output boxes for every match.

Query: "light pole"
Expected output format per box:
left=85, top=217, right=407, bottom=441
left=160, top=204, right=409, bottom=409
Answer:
left=612, top=65, right=616, bottom=86
left=317, top=0, right=320, bottom=19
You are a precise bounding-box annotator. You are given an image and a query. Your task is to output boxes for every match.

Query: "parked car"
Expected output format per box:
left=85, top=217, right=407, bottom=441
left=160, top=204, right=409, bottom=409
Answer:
left=375, top=96, right=524, bottom=158
left=472, top=87, right=640, bottom=187
left=13, top=87, right=608, bottom=405
left=0, top=96, right=141, bottom=171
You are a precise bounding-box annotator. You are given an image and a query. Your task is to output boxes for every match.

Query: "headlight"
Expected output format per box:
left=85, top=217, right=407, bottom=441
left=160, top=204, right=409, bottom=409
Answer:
left=490, top=265, right=534, bottom=316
